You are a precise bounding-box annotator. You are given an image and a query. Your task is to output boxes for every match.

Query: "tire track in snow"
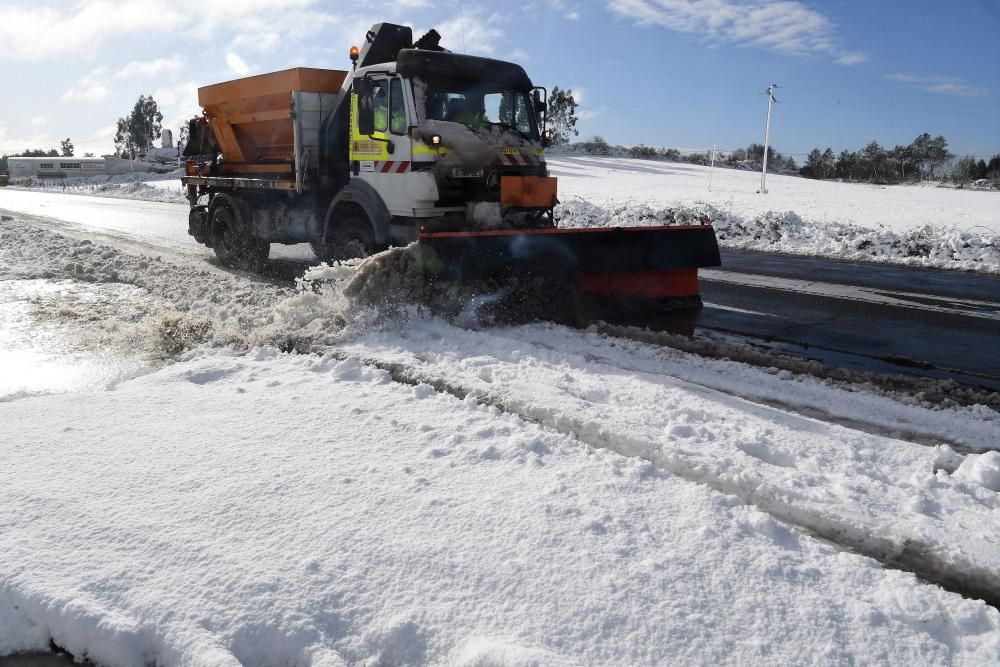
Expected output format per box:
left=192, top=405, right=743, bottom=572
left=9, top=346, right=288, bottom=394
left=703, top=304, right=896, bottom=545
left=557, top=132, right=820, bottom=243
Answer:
left=498, top=326, right=995, bottom=454
left=323, top=345, right=1000, bottom=610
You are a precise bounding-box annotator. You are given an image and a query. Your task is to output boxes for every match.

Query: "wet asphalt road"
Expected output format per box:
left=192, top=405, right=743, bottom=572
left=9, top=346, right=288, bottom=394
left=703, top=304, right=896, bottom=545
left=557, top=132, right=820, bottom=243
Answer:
left=699, top=250, right=1000, bottom=390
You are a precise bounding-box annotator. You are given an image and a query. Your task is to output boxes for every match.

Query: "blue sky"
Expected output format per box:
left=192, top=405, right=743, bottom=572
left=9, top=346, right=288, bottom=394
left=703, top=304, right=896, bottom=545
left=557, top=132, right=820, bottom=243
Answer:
left=1, top=0, right=997, bottom=159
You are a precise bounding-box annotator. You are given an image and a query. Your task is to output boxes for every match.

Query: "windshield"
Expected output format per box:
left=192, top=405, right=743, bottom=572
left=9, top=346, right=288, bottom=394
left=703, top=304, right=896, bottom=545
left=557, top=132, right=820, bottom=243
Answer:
left=421, top=78, right=539, bottom=141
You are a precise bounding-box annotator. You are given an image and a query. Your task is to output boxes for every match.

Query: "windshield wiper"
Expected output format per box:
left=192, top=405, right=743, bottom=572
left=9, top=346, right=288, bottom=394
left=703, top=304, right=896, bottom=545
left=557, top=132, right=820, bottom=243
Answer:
left=490, top=121, right=534, bottom=143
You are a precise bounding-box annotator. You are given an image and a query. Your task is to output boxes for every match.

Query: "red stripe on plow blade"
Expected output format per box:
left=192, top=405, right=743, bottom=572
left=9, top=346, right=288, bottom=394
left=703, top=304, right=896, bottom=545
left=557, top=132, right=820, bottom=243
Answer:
left=577, top=269, right=700, bottom=299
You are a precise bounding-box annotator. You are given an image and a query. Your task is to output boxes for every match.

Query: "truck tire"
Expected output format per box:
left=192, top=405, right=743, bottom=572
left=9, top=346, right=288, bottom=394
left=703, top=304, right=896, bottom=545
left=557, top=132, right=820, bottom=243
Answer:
left=334, top=216, right=375, bottom=260
left=312, top=211, right=375, bottom=261
left=211, top=203, right=269, bottom=271
left=188, top=206, right=209, bottom=245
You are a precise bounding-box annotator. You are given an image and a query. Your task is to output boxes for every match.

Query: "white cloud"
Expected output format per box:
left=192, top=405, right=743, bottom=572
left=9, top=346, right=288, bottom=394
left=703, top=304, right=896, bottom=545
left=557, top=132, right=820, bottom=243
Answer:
left=0, top=0, right=337, bottom=62
left=63, top=85, right=109, bottom=102
left=886, top=73, right=987, bottom=97
left=94, top=125, right=118, bottom=140
left=226, top=52, right=251, bottom=77
left=543, top=0, right=583, bottom=21
left=116, top=56, right=185, bottom=79
left=153, top=81, right=202, bottom=131
left=835, top=51, right=867, bottom=66
left=227, top=7, right=340, bottom=53
left=608, top=0, right=864, bottom=64
left=232, top=31, right=282, bottom=53
left=0, top=126, right=55, bottom=154
left=436, top=10, right=505, bottom=55
left=565, top=87, right=598, bottom=119
left=30, top=115, right=50, bottom=127
left=72, top=126, right=119, bottom=155
left=62, top=67, right=110, bottom=102
left=0, top=3, right=173, bottom=62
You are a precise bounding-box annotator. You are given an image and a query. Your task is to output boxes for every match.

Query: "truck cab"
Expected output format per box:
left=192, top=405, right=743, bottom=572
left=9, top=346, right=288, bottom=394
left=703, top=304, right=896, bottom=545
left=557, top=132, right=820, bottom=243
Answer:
left=345, top=49, right=550, bottom=218
left=317, top=46, right=556, bottom=257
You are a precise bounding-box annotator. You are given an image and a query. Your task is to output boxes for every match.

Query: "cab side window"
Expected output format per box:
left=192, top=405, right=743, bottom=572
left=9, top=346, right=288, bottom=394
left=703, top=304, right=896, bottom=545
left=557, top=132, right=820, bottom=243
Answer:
left=390, top=78, right=407, bottom=135
left=373, top=80, right=389, bottom=133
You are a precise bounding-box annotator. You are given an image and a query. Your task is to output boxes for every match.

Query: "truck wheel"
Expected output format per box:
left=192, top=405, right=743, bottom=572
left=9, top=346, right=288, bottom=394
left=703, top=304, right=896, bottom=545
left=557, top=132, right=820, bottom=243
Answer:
left=313, top=215, right=375, bottom=262
left=334, top=217, right=375, bottom=260
left=211, top=204, right=269, bottom=270
left=188, top=206, right=209, bottom=244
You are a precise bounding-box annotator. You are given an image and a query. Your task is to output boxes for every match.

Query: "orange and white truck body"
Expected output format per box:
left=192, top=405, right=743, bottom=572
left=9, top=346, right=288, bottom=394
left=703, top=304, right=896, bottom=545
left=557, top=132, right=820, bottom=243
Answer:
left=181, top=22, right=719, bottom=317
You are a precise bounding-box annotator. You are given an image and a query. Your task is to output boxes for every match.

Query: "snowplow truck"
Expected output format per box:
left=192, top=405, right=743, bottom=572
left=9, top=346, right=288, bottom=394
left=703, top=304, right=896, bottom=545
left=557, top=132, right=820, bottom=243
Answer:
left=182, top=23, right=720, bottom=320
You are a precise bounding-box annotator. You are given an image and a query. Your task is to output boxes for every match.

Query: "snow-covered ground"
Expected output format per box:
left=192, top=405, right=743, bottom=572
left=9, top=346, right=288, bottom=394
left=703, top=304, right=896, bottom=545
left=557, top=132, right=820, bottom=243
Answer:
left=4, top=348, right=1000, bottom=666
left=550, top=156, right=1000, bottom=273
left=8, top=155, right=999, bottom=272
left=2, top=214, right=1000, bottom=665
left=548, top=154, right=1000, bottom=235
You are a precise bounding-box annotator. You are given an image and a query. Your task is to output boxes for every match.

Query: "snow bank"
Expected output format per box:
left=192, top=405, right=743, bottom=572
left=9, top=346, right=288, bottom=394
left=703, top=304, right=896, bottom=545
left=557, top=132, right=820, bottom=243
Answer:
left=556, top=196, right=1000, bottom=273
left=549, top=155, right=1000, bottom=233
left=11, top=170, right=182, bottom=189
left=547, top=155, right=1000, bottom=272
left=8, top=170, right=187, bottom=205
left=3, top=349, right=1000, bottom=665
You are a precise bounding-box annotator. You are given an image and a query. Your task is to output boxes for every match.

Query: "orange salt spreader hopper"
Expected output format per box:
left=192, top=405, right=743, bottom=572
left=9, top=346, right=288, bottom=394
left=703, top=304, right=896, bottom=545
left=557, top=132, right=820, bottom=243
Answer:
left=196, top=68, right=346, bottom=174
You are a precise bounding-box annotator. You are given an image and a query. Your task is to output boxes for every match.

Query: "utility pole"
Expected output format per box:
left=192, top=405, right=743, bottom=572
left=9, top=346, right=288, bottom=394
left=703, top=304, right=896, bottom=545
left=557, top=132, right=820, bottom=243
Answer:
left=708, top=143, right=716, bottom=191
left=758, top=83, right=778, bottom=194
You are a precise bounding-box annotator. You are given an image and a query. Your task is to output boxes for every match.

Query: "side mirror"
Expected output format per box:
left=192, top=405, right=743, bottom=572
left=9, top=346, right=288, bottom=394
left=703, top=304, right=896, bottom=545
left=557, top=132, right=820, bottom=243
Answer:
left=355, top=77, right=374, bottom=136
left=353, top=77, right=373, bottom=97
left=533, top=89, right=546, bottom=114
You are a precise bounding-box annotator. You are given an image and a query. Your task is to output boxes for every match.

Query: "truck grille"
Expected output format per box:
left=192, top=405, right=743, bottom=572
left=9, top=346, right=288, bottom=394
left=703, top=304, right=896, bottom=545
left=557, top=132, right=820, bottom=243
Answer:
left=436, top=164, right=548, bottom=206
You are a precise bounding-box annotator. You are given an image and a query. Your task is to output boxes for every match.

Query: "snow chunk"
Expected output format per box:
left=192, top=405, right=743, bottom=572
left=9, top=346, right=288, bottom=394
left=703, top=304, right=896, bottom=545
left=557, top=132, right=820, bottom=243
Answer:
left=450, top=636, right=577, bottom=667
left=953, top=451, right=1000, bottom=491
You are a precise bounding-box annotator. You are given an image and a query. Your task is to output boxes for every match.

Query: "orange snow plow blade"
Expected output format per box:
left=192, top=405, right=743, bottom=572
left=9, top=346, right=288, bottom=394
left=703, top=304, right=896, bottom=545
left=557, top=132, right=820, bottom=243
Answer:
left=419, top=224, right=721, bottom=322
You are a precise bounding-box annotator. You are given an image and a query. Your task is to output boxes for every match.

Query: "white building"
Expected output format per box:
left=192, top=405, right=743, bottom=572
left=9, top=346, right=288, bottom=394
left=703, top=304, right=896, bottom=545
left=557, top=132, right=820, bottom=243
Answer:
left=7, top=156, right=107, bottom=179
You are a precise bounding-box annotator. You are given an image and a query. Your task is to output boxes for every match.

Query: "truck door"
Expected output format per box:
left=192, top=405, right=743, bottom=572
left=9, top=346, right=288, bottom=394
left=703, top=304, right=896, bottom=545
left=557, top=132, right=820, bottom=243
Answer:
left=352, top=75, right=415, bottom=216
